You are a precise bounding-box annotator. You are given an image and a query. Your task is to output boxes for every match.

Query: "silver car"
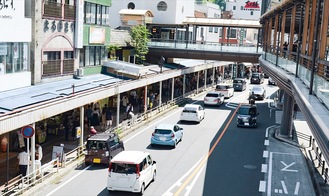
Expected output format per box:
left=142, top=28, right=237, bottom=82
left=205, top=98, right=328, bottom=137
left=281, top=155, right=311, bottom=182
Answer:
left=250, top=86, right=266, bottom=100
left=204, top=92, right=225, bottom=106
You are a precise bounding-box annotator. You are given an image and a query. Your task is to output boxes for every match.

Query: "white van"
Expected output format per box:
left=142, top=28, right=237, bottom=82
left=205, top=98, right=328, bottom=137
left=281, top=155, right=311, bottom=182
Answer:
left=107, top=151, right=156, bottom=194
left=180, top=104, right=205, bottom=123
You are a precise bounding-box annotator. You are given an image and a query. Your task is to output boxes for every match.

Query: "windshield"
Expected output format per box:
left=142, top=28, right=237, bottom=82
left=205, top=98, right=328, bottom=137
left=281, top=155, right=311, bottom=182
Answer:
left=86, top=140, right=107, bottom=150
left=239, top=107, right=257, bottom=115
left=111, top=163, right=137, bottom=174
left=206, top=93, right=219, bottom=97
left=252, top=73, right=260, bottom=78
left=233, top=80, right=243, bottom=84
left=155, top=129, right=172, bottom=134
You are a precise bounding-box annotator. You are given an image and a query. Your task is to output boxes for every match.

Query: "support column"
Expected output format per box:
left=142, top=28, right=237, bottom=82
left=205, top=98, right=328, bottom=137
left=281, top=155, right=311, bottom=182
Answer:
left=144, top=86, right=147, bottom=112
left=288, top=5, right=297, bottom=59
left=212, top=66, right=215, bottom=86
left=171, top=78, right=175, bottom=100
left=280, top=11, right=286, bottom=57
left=280, top=92, right=294, bottom=137
left=204, top=69, right=207, bottom=90
left=183, top=74, right=186, bottom=98
left=116, top=94, right=120, bottom=126
left=31, top=123, right=36, bottom=179
left=301, top=0, right=310, bottom=56
left=80, top=106, right=84, bottom=146
left=159, top=81, right=162, bottom=105
left=196, top=71, right=199, bottom=94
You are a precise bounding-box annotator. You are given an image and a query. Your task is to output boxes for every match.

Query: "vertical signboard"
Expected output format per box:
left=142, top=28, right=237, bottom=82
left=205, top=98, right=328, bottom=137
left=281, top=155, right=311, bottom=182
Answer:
left=75, top=0, right=84, bottom=48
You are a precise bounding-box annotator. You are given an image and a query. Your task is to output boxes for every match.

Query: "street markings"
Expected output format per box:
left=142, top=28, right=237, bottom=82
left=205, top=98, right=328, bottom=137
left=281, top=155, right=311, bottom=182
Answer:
left=259, top=181, right=266, bottom=192
left=261, top=164, right=268, bottom=173
left=263, top=150, right=269, bottom=158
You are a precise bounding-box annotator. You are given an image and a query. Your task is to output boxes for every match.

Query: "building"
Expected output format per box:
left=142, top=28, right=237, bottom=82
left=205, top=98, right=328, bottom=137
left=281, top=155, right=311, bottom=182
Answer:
left=226, top=0, right=262, bottom=20
left=0, top=0, right=31, bottom=91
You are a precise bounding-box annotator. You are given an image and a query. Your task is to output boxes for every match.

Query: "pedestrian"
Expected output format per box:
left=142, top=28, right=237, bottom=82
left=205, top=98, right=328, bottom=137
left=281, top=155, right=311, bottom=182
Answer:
left=126, top=103, right=133, bottom=119
left=105, top=107, right=113, bottom=130
left=101, top=104, right=109, bottom=130
left=17, top=147, right=29, bottom=176
left=36, top=143, right=43, bottom=175
left=91, top=108, right=100, bottom=131
left=85, top=104, right=93, bottom=127
left=122, top=95, right=129, bottom=112
left=283, top=41, right=288, bottom=58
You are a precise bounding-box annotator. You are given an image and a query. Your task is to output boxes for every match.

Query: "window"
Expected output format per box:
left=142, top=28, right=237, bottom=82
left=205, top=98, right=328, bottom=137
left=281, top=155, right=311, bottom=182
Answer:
left=214, top=27, right=218, bottom=33
left=233, top=6, right=236, bottom=10
left=157, top=1, right=167, bottom=11
left=96, top=4, right=102, bottom=25
left=200, top=27, right=204, bottom=38
left=83, top=46, right=107, bottom=67
left=227, top=28, right=237, bottom=38
left=90, top=3, right=96, bottom=24
left=209, top=27, right=213, bottom=33
left=219, top=28, right=222, bottom=37
left=250, top=11, right=254, bottom=15
left=84, top=2, right=110, bottom=25
left=241, top=6, right=244, bottom=10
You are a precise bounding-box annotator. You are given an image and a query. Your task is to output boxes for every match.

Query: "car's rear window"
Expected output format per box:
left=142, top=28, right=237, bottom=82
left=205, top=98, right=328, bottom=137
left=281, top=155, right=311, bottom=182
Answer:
left=182, top=109, right=197, bottom=113
left=86, top=141, right=107, bottom=150
left=239, top=107, right=257, bottom=115
left=252, top=73, right=260, bottom=78
left=233, top=80, right=243, bottom=83
left=155, top=129, right=172, bottom=134
left=206, top=93, right=219, bottom=97
left=111, top=163, right=137, bottom=174
left=216, top=85, right=227, bottom=90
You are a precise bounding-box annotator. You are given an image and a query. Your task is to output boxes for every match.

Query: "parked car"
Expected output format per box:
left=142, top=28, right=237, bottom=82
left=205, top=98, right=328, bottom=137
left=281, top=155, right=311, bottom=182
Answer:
left=236, top=104, right=259, bottom=127
left=180, top=104, right=205, bottom=123
left=233, top=78, right=247, bottom=91
left=204, top=91, right=224, bottom=106
left=250, top=73, right=264, bottom=84
left=268, top=77, right=277, bottom=85
left=215, top=84, right=234, bottom=98
left=107, top=151, right=156, bottom=194
left=85, top=132, right=124, bottom=166
left=151, top=124, right=183, bottom=148
left=249, top=86, right=266, bottom=100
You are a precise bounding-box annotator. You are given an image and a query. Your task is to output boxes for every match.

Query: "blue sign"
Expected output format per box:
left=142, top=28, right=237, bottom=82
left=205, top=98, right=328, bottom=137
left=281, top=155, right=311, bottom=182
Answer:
left=21, top=125, right=35, bottom=138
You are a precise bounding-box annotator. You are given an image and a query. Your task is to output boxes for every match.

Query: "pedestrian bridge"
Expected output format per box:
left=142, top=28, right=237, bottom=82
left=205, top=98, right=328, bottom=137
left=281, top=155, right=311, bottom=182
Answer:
left=147, top=39, right=262, bottom=63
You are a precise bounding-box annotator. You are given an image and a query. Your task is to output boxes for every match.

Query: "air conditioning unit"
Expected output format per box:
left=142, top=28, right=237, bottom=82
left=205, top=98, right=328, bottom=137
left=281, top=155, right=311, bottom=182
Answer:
left=76, top=68, right=84, bottom=77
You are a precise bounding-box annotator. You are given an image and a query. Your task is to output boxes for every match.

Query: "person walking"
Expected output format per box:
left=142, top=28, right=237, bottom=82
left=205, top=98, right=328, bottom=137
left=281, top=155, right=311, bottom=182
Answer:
left=104, top=105, right=113, bottom=130
left=122, top=95, right=129, bottom=112
left=126, top=103, right=133, bottom=119
left=17, top=147, right=29, bottom=176
left=35, top=143, right=43, bottom=175
left=85, top=104, right=93, bottom=127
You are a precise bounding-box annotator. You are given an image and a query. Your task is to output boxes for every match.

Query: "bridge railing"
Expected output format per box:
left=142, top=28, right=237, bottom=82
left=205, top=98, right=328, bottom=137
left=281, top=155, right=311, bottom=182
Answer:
left=148, top=39, right=261, bottom=54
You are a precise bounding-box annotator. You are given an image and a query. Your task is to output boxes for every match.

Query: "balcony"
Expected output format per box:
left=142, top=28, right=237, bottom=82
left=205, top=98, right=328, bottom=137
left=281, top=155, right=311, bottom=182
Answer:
left=43, top=1, right=75, bottom=20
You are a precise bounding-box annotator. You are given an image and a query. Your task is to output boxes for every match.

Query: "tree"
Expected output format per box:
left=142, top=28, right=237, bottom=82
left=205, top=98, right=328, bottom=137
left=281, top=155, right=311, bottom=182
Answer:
left=130, top=25, right=151, bottom=64
left=208, top=0, right=226, bottom=11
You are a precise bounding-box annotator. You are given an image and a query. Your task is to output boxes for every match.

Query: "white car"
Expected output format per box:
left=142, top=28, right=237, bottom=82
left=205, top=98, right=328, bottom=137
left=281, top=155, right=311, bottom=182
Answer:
left=180, top=104, right=205, bottom=123
left=204, top=92, right=224, bottom=106
left=215, top=84, right=234, bottom=98
left=107, top=151, right=156, bottom=194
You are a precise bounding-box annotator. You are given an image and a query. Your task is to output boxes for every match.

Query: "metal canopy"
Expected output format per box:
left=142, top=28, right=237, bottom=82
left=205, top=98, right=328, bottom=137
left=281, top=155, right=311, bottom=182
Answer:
left=182, top=17, right=262, bottom=28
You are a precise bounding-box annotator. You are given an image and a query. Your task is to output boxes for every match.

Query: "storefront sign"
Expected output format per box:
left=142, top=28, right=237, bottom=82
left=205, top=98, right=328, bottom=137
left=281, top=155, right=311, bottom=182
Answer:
left=89, top=27, right=105, bottom=44
left=244, top=1, right=260, bottom=11
left=75, top=0, right=84, bottom=48
left=76, top=126, right=81, bottom=139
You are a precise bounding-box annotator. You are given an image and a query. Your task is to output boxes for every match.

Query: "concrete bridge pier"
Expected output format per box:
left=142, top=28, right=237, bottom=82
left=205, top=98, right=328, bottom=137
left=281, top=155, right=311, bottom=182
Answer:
left=279, top=91, right=294, bottom=138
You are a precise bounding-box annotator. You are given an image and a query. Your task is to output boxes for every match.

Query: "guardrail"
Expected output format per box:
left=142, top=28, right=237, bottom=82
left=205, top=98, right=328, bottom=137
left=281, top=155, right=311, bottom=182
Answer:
left=0, top=86, right=214, bottom=195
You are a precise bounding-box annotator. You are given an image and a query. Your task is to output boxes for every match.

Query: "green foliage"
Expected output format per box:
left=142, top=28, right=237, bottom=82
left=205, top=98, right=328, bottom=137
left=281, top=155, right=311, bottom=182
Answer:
left=208, top=0, right=226, bottom=11
left=107, top=44, right=121, bottom=60
left=130, top=25, right=151, bottom=64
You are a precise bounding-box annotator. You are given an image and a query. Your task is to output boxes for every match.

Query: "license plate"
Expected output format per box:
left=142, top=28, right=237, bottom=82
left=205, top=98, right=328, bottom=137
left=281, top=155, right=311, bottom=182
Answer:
left=244, top=123, right=249, bottom=125
left=160, top=137, right=166, bottom=141
left=93, top=158, right=101, bottom=163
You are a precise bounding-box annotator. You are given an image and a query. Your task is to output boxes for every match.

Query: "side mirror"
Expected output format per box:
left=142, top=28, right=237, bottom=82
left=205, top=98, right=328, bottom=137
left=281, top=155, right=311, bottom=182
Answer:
left=153, top=160, right=156, bottom=164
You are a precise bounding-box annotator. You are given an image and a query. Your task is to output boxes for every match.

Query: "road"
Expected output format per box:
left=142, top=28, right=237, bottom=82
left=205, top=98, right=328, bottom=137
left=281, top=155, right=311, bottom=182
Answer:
left=33, top=81, right=280, bottom=196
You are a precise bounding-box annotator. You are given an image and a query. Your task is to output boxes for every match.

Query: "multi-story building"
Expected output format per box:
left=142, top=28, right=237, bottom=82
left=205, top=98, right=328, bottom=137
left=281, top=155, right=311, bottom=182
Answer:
left=226, top=0, right=262, bottom=20
left=0, top=0, right=31, bottom=91
left=79, top=0, right=111, bottom=73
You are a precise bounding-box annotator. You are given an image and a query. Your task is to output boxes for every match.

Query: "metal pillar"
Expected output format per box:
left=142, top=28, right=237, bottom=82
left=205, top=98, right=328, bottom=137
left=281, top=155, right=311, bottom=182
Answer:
left=204, top=69, right=207, bottom=90
left=280, top=92, right=294, bottom=137
left=183, top=74, right=186, bottom=98
left=196, top=71, right=199, bottom=94
left=31, top=123, right=36, bottom=179
left=116, top=94, right=120, bottom=126
left=295, top=4, right=304, bottom=76
left=144, top=86, right=148, bottom=112
left=80, top=106, right=84, bottom=146
left=212, top=66, right=215, bottom=86
left=159, top=81, right=162, bottom=105
left=171, top=78, right=175, bottom=100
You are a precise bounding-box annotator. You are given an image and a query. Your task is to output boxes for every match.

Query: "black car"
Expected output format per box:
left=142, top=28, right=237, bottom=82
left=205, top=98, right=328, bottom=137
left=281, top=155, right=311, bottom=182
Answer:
left=250, top=73, right=264, bottom=84
left=85, top=132, right=125, bottom=166
left=236, top=104, right=259, bottom=127
left=233, top=78, right=247, bottom=91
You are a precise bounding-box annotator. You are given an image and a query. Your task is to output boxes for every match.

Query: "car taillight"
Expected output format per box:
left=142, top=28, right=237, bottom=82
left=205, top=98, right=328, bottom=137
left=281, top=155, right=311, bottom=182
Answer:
left=152, top=132, right=154, bottom=136
left=108, top=162, right=112, bottom=175
left=171, top=133, right=174, bottom=138
left=136, top=164, right=140, bottom=179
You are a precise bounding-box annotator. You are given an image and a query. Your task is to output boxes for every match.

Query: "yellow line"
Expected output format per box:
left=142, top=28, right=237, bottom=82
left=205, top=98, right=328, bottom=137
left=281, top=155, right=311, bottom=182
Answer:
left=174, top=104, right=241, bottom=196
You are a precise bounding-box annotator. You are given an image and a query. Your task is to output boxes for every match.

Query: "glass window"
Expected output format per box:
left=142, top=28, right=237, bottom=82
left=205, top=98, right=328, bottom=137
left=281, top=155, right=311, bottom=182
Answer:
left=90, top=3, right=96, bottom=24
left=102, top=6, right=107, bottom=25
left=157, top=1, right=167, bottom=11
left=251, top=11, right=254, bottom=15
left=209, top=27, right=213, bottom=33
left=233, top=6, right=236, bottom=10
left=64, top=51, right=73, bottom=59
left=228, top=28, right=237, bottom=38
left=96, top=4, right=102, bottom=25
left=85, top=2, right=91, bottom=24
left=219, top=28, right=222, bottom=37
left=85, top=47, right=90, bottom=66
left=127, top=2, right=135, bottom=9
left=214, top=27, right=218, bottom=33
left=89, top=46, right=95, bottom=66
left=241, top=6, right=244, bottom=10
left=95, top=46, right=101, bottom=65
left=79, top=48, right=84, bottom=67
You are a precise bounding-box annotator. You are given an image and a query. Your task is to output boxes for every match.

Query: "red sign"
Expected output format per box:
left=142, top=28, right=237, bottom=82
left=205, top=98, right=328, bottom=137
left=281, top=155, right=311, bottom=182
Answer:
left=21, top=125, right=35, bottom=138
left=244, top=1, right=260, bottom=9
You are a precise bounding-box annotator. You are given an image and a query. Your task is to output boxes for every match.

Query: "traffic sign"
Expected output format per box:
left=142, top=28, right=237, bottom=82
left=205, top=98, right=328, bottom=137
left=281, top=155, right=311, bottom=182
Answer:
left=21, top=125, right=35, bottom=138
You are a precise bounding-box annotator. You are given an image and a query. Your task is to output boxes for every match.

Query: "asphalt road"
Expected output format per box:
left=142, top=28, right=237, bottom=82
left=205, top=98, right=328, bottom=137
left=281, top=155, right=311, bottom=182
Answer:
left=33, top=81, right=281, bottom=196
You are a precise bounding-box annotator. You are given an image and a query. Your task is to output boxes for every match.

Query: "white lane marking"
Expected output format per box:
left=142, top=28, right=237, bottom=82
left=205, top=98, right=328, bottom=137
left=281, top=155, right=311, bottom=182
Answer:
left=281, top=181, right=288, bottom=194
left=280, top=161, right=298, bottom=172
left=184, top=164, right=205, bottom=196
left=294, top=182, right=300, bottom=195
left=46, top=165, right=92, bottom=196
left=259, top=181, right=266, bottom=192
left=264, top=140, right=269, bottom=146
left=263, top=151, right=269, bottom=158
left=124, top=99, right=200, bottom=143
left=162, top=155, right=206, bottom=196
left=267, top=152, right=273, bottom=196
left=265, top=129, right=269, bottom=138
left=261, top=164, right=268, bottom=173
